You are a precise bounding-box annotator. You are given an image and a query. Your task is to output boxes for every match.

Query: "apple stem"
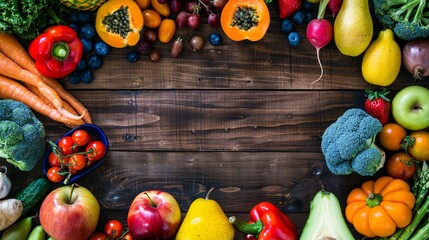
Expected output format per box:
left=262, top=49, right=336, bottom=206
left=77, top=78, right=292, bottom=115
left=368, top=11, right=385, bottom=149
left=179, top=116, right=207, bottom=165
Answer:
left=69, top=184, right=79, bottom=203
left=144, top=192, right=157, bottom=207
left=206, top=187, right=215, bottom=200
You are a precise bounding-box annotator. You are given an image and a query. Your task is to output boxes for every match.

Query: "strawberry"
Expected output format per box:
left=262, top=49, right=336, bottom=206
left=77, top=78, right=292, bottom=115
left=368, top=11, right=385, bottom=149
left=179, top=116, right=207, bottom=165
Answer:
left=364, top=89, right=391, bottom=126
left=278, top=0, right=301, bottom=19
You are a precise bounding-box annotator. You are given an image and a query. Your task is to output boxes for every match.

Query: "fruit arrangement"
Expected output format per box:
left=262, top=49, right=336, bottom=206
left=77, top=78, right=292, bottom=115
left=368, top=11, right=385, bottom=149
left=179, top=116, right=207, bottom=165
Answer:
left=2, top=0, right=429, bottom=239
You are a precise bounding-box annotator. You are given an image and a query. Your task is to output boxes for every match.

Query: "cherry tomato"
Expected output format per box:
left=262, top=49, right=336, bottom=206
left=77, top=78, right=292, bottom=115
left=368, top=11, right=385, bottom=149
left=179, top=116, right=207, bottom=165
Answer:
left=123, top=233, right=133, bottom=240
left=143, top=9, right=162, bottom=28
left=158, top=19, right=176, bottom=43
left=386, top=152, right=416, bottom=181
left=135, top=0, right=150, bottom=10
left=48, top=152, right=61, bottom=167
left=151, top=0, right=170, bottom=17
left=378, top=123, right=407, bottom=152
left=58, top=136, right=78, bottom=155
left=88, top=232, right=108, bottom=240
left=72, top=129, right=91, bottom=147
left=69, top=154, right=87, bottom=171
left=86, top=140, right=107, bottom=161
left=104, top=219, right=124, bottom=239
left=47, top=166, right=65, bottom=183
left=408, top=130, right=429, bottom=161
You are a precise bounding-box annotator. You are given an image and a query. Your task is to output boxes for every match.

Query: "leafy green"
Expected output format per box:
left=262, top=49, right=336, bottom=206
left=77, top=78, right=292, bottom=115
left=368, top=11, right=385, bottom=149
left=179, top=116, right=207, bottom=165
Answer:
left=0, top=0, right=70, bottom=41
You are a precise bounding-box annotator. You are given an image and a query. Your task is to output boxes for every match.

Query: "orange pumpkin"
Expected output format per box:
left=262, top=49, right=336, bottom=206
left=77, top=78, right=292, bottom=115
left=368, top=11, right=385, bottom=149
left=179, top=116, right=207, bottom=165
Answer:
left=95, top=0, right=144, bottom=48
left=220, top=0, right=270, bottom=42
left=345, top=176, right=415, bottom=238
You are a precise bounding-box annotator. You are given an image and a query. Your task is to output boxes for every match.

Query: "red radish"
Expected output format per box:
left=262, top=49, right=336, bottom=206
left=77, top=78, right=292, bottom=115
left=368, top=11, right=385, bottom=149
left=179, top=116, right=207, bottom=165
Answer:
left=328, top=0, right=342, bottom=18
left=306, top=0, right=333, bottom=84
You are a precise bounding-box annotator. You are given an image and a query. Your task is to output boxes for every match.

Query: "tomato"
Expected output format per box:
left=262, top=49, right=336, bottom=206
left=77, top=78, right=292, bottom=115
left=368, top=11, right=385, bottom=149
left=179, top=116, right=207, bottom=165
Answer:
left=48, top=152, right=61, bottom=167
left=378, top=123, right=407, bottom=152
left=47, top=166, right=65, bottom=183
left=58, top=136, right=78, bottom=155
left=88, top=232, right=108, bottom=240
left=142, top=9, right=162, bottom=28
left=135, top=0, right=150, bottom=10
left=123, top=233, right=133, bottom=240
left=72, top=129, right=91, bottom=147
left=158, top=19, right=176, bottom=43
left=104, top=219, right=124, bottom=239
left=386, top=152, right=416, bottom=181
left=69, top=154, right=87, bottom=171
left=407, top=130, right=429, bottom=161
left=86, top=140, right=107, bottom=161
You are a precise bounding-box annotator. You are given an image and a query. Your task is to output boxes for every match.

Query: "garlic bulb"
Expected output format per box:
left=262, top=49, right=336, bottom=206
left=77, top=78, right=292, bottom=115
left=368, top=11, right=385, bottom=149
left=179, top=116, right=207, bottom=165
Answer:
left=0, top=166, right=11, bottom=199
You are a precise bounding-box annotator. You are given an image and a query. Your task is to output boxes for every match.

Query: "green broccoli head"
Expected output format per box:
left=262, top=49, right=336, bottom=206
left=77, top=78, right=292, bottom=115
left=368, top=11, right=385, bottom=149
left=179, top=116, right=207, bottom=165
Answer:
left=321, top=108, right=385, bottom=176
left=352, top=147, right=386, bottom=176
left=0, top=99, right=45, bottom=171
left=374, top=0, right=429, bottom=40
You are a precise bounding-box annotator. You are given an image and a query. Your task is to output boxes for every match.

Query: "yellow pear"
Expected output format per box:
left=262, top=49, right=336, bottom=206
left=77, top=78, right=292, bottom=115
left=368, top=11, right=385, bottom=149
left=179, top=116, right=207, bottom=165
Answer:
left=175, top=188, right=234, bottom=240
left=361, top=29, right=401, bottom=86
left=334, top=0, right=373, bottom=57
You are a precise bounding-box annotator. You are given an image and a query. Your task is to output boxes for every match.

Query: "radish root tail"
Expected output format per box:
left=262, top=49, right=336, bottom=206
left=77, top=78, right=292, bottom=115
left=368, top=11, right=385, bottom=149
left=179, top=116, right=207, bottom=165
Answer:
left=312, top=49, right=323, bottom=84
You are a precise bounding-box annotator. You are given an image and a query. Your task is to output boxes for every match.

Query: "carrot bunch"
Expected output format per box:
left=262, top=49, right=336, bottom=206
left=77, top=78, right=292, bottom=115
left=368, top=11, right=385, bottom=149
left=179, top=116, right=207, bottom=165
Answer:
left=0, top=33, right=92, bottom=127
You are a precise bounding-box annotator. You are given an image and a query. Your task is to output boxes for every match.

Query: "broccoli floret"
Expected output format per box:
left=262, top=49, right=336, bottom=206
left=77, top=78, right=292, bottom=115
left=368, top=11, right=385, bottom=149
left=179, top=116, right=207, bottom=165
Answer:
left=0, top=100, right=45, bottom=171
left=374, top=0, right=429, bottom=40
left=321, top=108, right=385, bottom=176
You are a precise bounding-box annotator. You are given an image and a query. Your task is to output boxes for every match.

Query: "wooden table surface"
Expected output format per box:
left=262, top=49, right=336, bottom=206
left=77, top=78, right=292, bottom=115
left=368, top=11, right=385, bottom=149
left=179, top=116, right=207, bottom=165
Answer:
left=4, top=3, right=429, bottom=239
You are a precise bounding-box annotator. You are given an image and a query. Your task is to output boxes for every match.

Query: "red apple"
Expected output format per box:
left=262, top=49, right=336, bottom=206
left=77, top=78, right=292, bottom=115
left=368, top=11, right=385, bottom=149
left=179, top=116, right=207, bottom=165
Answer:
left=39, top=184, right=100, bottom=240
left=127, top=190, right=181, bottom=239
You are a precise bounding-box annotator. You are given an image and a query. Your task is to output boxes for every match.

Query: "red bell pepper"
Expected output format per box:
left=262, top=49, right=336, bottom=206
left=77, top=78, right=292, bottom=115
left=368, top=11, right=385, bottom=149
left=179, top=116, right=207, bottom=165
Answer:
left=230, top=202, right=298, bottom=240
left=29, top=25, right=83, bottom=79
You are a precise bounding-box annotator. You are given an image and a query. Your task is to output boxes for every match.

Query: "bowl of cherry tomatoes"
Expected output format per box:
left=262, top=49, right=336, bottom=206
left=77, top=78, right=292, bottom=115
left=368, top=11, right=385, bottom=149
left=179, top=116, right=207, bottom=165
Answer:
left=42, top=124, right=109, bottom=184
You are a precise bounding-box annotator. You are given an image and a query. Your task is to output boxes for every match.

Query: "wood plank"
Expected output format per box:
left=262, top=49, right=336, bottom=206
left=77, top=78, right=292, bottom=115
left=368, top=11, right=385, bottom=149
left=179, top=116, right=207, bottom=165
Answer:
left=42, top=90, right=368, bottom=151
left=57, top=12, right=418, bottom=91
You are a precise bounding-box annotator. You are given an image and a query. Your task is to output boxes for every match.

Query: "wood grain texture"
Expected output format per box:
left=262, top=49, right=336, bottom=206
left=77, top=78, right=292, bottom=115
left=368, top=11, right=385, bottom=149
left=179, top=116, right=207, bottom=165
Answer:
left=3, top=3, right=429, bottom=239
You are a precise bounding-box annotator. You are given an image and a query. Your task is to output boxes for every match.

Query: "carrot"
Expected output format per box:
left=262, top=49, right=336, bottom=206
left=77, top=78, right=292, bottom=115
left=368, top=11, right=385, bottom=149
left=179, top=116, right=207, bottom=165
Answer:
left=0, top=199, right=23, bottom=231
left=0, top=52, right=84, bottom=121
left=25, top=84, right=85, bottom=127
left=0, top=75, right=84, bottom=127
left=0, top=33, right=92, bottom=123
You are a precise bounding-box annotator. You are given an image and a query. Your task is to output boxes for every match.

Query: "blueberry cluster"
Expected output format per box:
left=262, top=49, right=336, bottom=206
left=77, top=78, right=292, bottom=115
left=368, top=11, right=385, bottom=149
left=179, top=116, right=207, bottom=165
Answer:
left=281, top=1, right=315, bottom=47
left=68, top=11, right=111, bottom=84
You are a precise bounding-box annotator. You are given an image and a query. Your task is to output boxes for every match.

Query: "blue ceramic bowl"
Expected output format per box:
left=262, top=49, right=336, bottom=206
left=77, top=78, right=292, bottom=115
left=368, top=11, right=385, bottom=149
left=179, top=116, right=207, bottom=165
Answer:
left=42, top=124, right=109, bottom=184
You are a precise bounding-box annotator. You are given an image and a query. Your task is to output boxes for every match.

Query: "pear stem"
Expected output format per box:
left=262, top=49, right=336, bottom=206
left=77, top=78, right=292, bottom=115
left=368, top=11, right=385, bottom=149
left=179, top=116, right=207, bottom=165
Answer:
left=206, top=187, right=215, bottom=200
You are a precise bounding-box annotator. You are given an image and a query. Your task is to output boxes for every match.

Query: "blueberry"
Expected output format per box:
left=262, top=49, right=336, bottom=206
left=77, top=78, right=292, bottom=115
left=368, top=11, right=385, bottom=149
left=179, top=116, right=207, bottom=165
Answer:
left=80, top=70, right=94, bottom=84
left=127, top=51, right=139, bottom=62
left=302, top=1, right=313, bottom=10
left=287, top=31, right=301, bottom=47
left=208, top=32, right=223, bottom=46
left=80, top=38, right=94, bottom=53
left=80, top=23, right=97, bottom=40
left=306, top=12, right=315, bottom=23
left=94, top=41, right=110, bottom=57
left=77, top=11, right=92, bottom=23
left=88, top=54, right=103, bottom=69
left=69, top=11, right=80, bottom=23
left=292, top=11, right=306, bottom=25
left=281, top=19, right=294, bottom=34
left=68, top=71, right=81, bottom=84
left=76, top=59, right=87, bottom=71
left=69, top=23, right=80, bottom=35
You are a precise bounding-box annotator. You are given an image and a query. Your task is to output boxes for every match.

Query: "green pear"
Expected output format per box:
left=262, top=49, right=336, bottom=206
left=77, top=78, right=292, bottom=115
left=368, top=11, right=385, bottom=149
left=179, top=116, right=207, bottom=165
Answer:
left=175, top=188, right=234, bottom=240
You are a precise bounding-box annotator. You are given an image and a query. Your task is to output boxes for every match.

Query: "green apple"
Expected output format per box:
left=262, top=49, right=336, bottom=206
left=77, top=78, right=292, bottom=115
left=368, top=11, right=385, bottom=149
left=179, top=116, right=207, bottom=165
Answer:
left=392, top=85, right=429, bottom=130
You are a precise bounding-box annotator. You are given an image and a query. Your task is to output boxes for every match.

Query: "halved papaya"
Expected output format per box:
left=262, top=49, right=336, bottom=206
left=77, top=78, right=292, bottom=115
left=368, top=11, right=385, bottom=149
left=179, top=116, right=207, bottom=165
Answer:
left=95, top=0, right=144, bottom=48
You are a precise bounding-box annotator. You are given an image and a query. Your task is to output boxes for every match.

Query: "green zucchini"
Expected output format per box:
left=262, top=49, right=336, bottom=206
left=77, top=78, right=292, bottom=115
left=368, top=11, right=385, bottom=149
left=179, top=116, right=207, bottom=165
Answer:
left=14, top=176, right=52, bottom=217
